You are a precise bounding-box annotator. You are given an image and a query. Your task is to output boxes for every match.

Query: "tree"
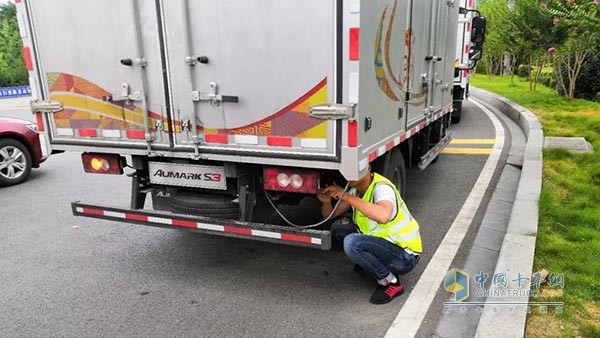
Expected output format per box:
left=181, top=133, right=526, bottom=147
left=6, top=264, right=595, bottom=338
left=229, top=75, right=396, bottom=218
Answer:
left=477, top=0, right=566, bottom=89
left=506, top=0, right=566, bottom=91
left=545, top=0, right=600, bottom=99
left=0, top=2, right=28, bottom=87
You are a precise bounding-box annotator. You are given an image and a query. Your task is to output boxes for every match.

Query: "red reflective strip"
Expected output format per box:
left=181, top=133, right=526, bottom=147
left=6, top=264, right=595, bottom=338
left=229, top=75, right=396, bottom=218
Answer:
left=205, top=134, right=228, bottom=144
left=465, top=45, right=470, bottom=54
left=464, top=70, right=469, bottom=78
left=468, top=0, right=473, bottom=8
left=126, top=130, right=145, bottom=140
left=22, top=47, right=33, bottom=71
left=15, top=0, right=21, bottom=3
left=35, top=112, right=44, bottom=132
left=281, top=233, right=313, bottom=244
left=386, top=141, right=395, bottom=151
left=369, top=151, right=377, bottom=162
left=466, top=22, right=471, bottom=32
left=172, top=219, right=197, bottom=228
left=78, top=129, right=97, bottom=137
left=224, top=226, right=252, bottom=236
left=82, top=208, right=104, bottom=216
left=267, top=136, right=292, bottom=147
left=400, top=134, right=407, bottom=142
left=348, top=121, right=358, bottom=147
left=349, top=27, right=360, bottom=61
left=419, top=123, right=426, bottom=130
left=126, top=213, right=148, bottom=222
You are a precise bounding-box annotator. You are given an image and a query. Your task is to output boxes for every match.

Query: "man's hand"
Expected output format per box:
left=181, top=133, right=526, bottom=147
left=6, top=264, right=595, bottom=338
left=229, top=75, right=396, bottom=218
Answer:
left=318, top=184, right=352, bottom=219
left=321, top=184, right=346, bottom=201
left=317, top=190, right=331, bottom=203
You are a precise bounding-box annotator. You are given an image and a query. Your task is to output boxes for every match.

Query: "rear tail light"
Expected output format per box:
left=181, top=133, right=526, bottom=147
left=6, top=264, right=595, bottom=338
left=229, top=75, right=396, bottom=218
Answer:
left=82, top=153, right=123, bottom=175
left=263, top=167, right=319, bottom=194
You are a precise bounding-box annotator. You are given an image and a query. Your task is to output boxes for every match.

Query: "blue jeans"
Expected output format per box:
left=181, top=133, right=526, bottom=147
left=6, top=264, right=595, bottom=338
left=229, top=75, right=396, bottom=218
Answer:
left=331, top=220, right=419, bottom=280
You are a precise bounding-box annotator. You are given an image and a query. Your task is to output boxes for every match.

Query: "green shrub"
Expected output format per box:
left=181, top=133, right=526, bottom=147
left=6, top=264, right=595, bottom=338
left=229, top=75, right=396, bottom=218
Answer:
left=517, top=64, right=531, bottom=78
left=538, top=72, right=557, bottom=91
left=557, top=50, right=600, bottom=102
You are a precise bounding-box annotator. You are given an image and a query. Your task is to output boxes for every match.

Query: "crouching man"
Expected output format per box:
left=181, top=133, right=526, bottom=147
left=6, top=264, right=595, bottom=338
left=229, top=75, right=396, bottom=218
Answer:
left=318, top=167, right=422, bottom=304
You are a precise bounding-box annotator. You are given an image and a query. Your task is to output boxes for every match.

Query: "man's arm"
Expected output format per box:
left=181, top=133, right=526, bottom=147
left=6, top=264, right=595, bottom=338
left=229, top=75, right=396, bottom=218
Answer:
left=339, top=194, right=393, bottom=224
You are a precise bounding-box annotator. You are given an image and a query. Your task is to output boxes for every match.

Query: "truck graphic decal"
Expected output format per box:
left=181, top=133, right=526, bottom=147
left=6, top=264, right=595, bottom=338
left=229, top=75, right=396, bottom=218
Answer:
left=205, top=78, right=328, bottom=138
left=374, top=0, right=422, bottom=106
left=47, top=72, right=165, bottom=131
left=47, top=72, right=327, bottom=139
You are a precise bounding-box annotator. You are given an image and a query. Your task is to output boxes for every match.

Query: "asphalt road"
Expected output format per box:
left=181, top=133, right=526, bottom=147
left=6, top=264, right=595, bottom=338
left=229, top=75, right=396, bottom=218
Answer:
left=0, top=98, right=499, bottom=338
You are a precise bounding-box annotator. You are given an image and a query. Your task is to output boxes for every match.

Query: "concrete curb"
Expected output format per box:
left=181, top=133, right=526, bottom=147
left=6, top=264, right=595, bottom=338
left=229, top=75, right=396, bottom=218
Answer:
left=470, top=87, right=543, bottom=338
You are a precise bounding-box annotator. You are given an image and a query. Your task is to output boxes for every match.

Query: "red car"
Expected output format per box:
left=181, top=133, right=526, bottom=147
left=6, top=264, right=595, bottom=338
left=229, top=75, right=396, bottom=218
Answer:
left=0, top=117, right=47, bottom=187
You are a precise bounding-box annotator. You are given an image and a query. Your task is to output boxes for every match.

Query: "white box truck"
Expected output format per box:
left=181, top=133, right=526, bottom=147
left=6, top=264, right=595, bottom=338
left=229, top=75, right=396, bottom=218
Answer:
left=17, top=0, right=485, bottom=250
left=452, top=0, right=486, bottom=123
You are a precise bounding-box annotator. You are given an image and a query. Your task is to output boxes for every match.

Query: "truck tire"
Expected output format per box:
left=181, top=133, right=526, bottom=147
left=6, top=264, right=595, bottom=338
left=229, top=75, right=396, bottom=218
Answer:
left=451, top=101, right=462, bottom=124
left=383, top=149, right=407, bottom=198
left=0, top=139, right=32, bottom=187
left=169, top=191, right=239, bottom=220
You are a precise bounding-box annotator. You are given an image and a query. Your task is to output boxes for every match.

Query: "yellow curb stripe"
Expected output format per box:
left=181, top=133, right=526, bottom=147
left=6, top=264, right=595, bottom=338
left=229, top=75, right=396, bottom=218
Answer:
left=442, top=147, right=493, bottom=155
left=450, top=139, right=496, bottom=144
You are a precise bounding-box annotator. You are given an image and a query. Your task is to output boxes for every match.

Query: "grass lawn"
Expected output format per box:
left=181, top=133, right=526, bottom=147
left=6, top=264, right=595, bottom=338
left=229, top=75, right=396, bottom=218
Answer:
left=471, top=75, right=600, bottom=338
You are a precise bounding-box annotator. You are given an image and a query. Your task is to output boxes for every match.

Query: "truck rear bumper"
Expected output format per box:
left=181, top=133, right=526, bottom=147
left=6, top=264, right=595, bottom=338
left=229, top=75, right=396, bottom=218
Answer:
left=71, top=202, right=331, bottom=250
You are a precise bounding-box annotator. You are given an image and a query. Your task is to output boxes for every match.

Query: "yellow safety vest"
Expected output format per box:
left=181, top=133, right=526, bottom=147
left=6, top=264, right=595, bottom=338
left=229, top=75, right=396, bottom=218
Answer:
left=352, top=173, right=423, bottom=254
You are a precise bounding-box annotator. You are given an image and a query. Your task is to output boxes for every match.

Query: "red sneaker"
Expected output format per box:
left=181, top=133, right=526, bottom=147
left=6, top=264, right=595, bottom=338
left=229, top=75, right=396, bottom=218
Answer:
left=369, top=280, right=404, bottom=304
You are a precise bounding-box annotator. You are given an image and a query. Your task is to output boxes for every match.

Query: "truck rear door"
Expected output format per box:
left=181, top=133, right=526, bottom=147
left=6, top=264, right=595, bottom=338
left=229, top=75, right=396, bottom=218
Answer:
left=162, top=0, right=338, bottom=159
left=27, top=0, right=169, bottom=148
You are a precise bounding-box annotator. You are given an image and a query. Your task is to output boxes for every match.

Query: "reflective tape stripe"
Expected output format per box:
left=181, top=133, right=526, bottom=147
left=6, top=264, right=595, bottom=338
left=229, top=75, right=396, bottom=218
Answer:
left=56, top=128, right=74, bottom=136
left=252, top=230, right=281, bottom=239
left=74, top=205, right=322, bottom=246
left=104, top=211, right=126, bottom=218
left=234, top=135, right=259, bottom=145
left=361, top=106, right=452, bottom=167
left=147, top=216, right=173, bottom=225
left=101, top=129, right=122, bottom=138
left=389, top=229, right=422, bottom=242
left=300, top=138, right=327, bottom=149
left=78, top=128, right=97, bottom=137
left=198, top=223, right=225, bottom=232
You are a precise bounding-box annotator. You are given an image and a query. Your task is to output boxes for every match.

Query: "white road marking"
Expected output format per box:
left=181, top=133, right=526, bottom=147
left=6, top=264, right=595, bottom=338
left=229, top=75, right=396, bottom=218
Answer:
left=384, top=98, right=505, bottom=338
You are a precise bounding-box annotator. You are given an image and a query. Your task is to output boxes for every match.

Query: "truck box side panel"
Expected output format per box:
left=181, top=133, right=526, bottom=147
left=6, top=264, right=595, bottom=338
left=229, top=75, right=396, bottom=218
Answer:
left=164, top=0, right=338, bottom=158
left=405, top=0, right=431, bottom=127
left=357, top=0, right=411, bottom=151
left=27, top=0, right=170, bottom=147
left=437, top=0, right=459, bottom=110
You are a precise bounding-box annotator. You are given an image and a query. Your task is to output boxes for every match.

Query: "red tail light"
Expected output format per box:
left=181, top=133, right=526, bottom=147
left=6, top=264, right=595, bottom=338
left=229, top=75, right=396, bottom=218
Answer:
left=263, top=167, right=319, bottom=194
left=82, top=153, right=123, bottom=175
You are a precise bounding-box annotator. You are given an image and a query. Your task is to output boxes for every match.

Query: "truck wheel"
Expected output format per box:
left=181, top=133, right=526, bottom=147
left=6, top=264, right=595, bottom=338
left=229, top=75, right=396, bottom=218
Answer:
left=383, top=149, right=407, bottom=198
left=169, top=191, right=240, bottom=220
left=0, top=139, right=32, bottom=187
left=451, top=101, right=462, bottom=124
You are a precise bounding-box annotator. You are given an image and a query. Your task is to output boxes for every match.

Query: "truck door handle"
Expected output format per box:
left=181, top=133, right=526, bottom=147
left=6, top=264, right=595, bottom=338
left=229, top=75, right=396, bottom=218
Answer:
left=191, top=82, right=238, bottom=106
left=221, top=96, right=239, bottom=103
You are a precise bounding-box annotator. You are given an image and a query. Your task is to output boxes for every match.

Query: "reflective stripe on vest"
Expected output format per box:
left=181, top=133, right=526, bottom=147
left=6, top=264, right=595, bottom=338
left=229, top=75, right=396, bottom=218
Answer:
left=352, top=173, right=423, bottom=254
